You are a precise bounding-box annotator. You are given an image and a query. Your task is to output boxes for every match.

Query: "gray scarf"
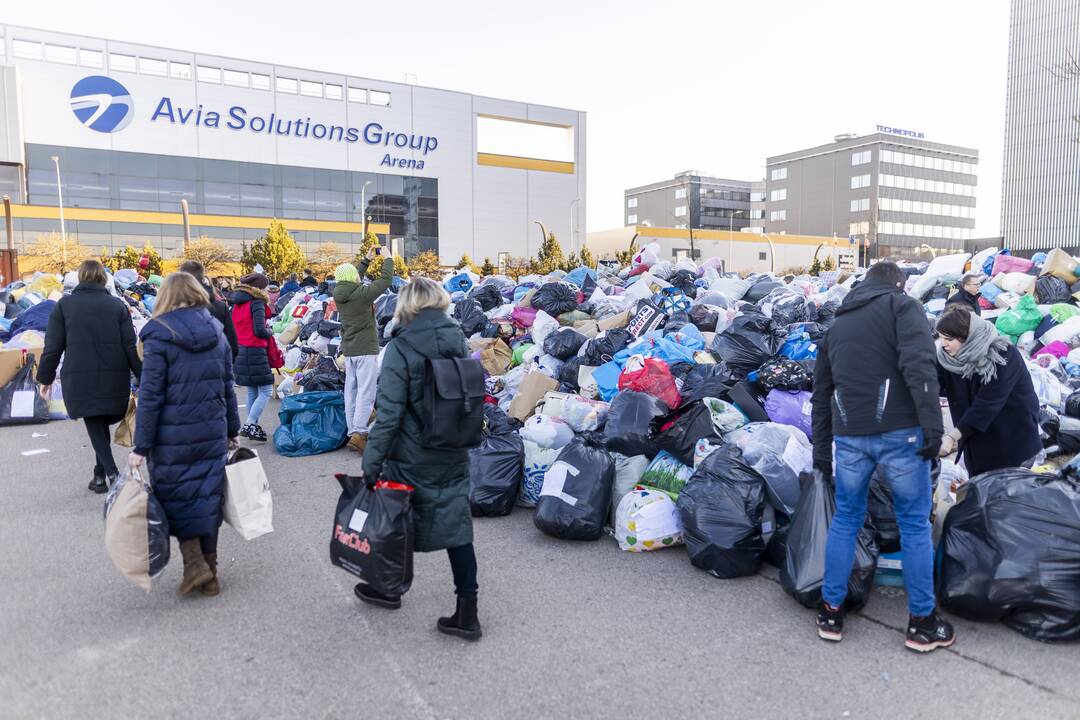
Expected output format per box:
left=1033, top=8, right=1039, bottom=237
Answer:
left=937, top=312, right=1010, bottom=383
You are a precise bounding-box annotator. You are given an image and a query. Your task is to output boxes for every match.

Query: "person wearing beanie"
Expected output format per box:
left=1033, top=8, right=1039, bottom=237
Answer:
left=230, top=271, right=275, bottom=441
left=333, top=246, right=396, bottom=452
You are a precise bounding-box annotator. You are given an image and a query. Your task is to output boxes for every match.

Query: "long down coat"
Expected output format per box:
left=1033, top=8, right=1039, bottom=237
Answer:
left=362, top=308, right=473, bottom=552
left=134, top=307, right=241, bottom=539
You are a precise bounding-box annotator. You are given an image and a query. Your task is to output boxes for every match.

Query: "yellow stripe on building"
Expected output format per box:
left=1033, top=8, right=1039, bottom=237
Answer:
left=476, top=153, right=575, bottom=174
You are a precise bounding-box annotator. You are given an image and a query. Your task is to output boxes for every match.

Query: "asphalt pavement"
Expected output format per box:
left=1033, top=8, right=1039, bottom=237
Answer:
left=2, top=404, right=1078, bottom=719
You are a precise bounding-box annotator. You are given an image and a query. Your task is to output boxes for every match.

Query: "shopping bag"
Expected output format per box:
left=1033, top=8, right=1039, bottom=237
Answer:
left=103, top=467, right=171, bottom=592
left=223, top=448, right=274, bottom=540
left=330, top=474, right=415, bottom=597
left=113, top=395, right=137, bottom=447
left=0, top=358, right=49, bottom=426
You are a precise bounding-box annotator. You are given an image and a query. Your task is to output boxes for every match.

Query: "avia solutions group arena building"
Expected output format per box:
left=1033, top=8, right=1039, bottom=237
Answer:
left=0, top=25, right=587, bottom=265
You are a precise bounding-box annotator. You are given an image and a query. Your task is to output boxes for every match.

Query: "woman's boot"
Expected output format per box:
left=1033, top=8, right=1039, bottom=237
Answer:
left=437, top=596, right=482, bottom=641
left=177, top=539, right=214, bottom=596
left=199, top=553, right=220, bottom=596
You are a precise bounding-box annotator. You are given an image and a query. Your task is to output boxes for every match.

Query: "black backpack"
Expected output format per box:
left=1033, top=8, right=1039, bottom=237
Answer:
left=397, top=337, right=485, bottom=450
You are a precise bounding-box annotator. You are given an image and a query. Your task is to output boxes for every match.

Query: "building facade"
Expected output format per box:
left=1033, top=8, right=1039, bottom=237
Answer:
left=1001, top=0, right=1080, bottom=252
left=764, top=131, right=978, bottom=258
left=625, top=172, right=753, bottom=240
left=0, top=25, right=586, bottom=264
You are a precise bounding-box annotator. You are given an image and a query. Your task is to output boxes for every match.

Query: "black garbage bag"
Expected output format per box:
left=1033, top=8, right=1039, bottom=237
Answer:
left=668, top=361, right=695, bottom=387
left=0, top=360, right=50, bottom=426
left=532, top=282, right=579, bottom=317
left=815, top=301, right=839, bottom=327
left=543, top=328, right=588, bottom=361
left=1036, top=275, right=1072, bottom=305
left=298, top=356, right=346, bottom=392
left=298, top=322, right=320, bottom=342
left=867, top=468, right=901, bottom=554
left=710, top=313, right=783, bottom=375
left=375, top=293, right=398, bottom=326
left=454, top=299, right=489, bottom=337
left=655, top=401, right=724, bottom=467
left=533, top=433, right=615, bottom=541
left=765, top=515, right=790, bottom=568
left=583, top=328, right=631, bottom=366
left=726, top=423, right=807, bottom=517
left=937, top=469, right=1080, bottom=641
left=468, top=283, right=504, bottom=312
left=688, top=304, right=720, bottom=332
left=330, top=474, right=415, bottom=597
left=729, top=380, right=769, bottom=422
left=469, top=427, right=524, bottom=517
left=663, top=310, right=691, bottom=336
left=604, top=391, right=667, bottom=456
left=274, top=291, right=296, bottom=315
left=1058, top=416, right=1080, bottom=455
left=754, top=357, right=812, bottom=392
left=668, top=269, right=699, bottom=297
left=1040, top=408, right=1061, bottom=448
left=559, top=356, right=584, bottom=392
left=786, top=322, right=828, bottom=341
left=744, top=277, right=784, bottom=303
left=758, top=290, right=810, bottom=327
left=317, top=319, right=341, bottom=338
left=1065, top=390, right=1080, bottom=419
left=677, top=444, right=767, bottom=578
left=781, top=471, right=879, bottom=609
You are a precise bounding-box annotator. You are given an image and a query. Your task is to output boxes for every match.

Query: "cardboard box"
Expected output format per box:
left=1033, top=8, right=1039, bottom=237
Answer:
left=0, top=348, right=28, bottom=388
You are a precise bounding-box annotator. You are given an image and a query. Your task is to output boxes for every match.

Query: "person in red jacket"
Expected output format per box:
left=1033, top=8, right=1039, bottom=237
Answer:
left=229, top=272, right=274, bottom=441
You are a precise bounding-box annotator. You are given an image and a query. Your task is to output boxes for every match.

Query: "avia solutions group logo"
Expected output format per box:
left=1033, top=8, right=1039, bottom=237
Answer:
left=70, top=75, right=134, bottom=133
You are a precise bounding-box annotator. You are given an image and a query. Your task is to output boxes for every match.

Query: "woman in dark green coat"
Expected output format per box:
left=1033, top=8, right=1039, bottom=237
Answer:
left=360, top=277, right=481, bottom=641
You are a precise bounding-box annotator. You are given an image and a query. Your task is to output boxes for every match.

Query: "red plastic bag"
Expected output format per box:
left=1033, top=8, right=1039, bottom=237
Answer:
left=618, top=356, right=681, bottom=410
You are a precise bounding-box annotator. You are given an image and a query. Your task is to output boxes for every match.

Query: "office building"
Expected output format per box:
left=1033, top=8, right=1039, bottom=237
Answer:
left=0, top=24, right=586, bottom=263
left=1001, top=0, right=1080, bottom=252
left=765, top=130, right=978, bottom=258
left=625, top=172, right=753, bottom=242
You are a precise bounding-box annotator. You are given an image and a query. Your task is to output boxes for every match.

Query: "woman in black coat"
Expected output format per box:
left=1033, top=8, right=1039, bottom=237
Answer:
left=935, top=305, right=1041, bottom=475
left=38, top=260, right=142, bottom=493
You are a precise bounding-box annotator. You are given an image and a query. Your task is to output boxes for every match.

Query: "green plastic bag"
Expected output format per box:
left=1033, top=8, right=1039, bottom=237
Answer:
left=558, top=310, right=591, bottom=327
left=995, top=295, right=1042, bottom=340
left=511, top=343, right=534, bottom=368
left=1050, top=303, right=1080, bottom=324
left=638, top=450, right=695, bottom=500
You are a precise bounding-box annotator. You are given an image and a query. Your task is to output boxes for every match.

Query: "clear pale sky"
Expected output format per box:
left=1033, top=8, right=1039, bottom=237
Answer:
left=6, top=0, right=1011, bottom=236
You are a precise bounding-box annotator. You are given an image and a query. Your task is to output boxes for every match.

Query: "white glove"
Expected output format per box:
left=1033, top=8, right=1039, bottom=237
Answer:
left=938, top=428, right=962, bottom=458
left=128, top=452, right=145, bottom=470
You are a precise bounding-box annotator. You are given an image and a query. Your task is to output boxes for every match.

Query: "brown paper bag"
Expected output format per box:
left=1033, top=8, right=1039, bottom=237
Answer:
left=508, top=372, right=559, bottom=421
left=113, top=395, right=137, bottom=448
left=480, top=340, right=513, bottom=376
left=573, top=320, right=599, bottom=339
left=598, top=310, right=631, bottom=331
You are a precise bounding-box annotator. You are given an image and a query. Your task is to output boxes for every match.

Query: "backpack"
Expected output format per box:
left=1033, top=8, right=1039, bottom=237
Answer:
left=398, top=337, right=485, bottom=450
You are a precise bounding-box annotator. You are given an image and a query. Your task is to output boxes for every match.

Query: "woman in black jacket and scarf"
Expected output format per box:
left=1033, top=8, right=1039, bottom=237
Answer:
left=935, top=305, right=1041, bottom=475
left=37, top=260, right=142, bottom=493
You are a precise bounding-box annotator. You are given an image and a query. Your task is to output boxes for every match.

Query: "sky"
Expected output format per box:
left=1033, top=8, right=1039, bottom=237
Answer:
left=7, top=0, right=1012, bottom=236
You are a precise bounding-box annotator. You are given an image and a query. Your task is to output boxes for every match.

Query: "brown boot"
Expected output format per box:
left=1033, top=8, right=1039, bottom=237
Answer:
left=199, top=553, right=220, bottom=597
left=347, top=433, right=368, bottom=453
left=177, top=539, right=214, bottom=596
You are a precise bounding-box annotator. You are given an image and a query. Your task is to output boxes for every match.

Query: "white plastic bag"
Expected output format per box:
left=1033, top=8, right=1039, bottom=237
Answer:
left=561, top=395, right=609, bottom=432
left=530, top=310, right=560, bottom=348
left=223, top=448, right=274, bottom=540
left=614, top=489, right=684, bottom=552
left=520, top=414, right=574, bottom=450
left=632, top=241, right=662, bottom=269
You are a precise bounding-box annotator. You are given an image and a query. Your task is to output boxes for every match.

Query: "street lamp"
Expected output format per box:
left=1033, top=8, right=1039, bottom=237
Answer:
left=51, top=155, right=67, bottom=270
left=532, top=219, right=548, bottom=261
left=569, top=198, right=581, bottom=255
left=728, top=208, right=745, bottom=235
left=359, top=180, right=374, bottom=237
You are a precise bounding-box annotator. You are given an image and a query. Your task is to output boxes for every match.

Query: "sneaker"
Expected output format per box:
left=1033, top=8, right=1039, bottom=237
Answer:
left=354, top=583, right=401, bottom=610
left=816, top=603, right=845, bottom=642
left=241, top=424, right=268, bottom=442
left=239, top=424, right=255, bottom=440
left=906, top=613, right=955, bottom=653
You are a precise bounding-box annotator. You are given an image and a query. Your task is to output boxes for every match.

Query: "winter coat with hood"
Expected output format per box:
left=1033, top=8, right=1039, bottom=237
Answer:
left=811, top=277, right=943, bottom=466
left=200, top=280, right=238, bottom=358
left=134, top=307, right=240, bottom=539
left=945, top=288, right=982, bottom=316
left=229, top=284, right=273, bottom=387
left=37, top=282, right=142, bottom=419
left=333, top=257, right=394, bottom=356
left=362, top=307, right=472, bottom=552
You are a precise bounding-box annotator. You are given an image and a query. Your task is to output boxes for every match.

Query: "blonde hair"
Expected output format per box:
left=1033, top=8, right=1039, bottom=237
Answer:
left=78, top=259, right=108, bottom=285
left=393, top=276, right=450, bottom=326
left=153, top=272, right=210, bottom=317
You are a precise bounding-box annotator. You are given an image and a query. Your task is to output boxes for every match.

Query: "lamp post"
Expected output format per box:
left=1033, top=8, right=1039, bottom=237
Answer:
left=761, top=233, right=776, bottom=273
left=50, top=155, right=67, bottom=270
left=569, top=198, right=580, bottom=256
left=532, top=219, right=548, bottom=262
left=359, top=180, right=374, bottom=238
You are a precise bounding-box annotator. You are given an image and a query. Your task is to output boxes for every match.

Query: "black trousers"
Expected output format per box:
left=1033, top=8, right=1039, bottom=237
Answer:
left=83, top=415, right=122, bottom=477
left=447, top=543, right=478, bottom=598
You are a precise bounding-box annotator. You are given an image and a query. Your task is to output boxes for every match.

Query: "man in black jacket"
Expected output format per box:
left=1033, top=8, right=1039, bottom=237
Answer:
left=180, top=260, right=239, bottom=358
left=944, top=273, right=982, bottom=316
left=811, top=261, right=954, bottom=653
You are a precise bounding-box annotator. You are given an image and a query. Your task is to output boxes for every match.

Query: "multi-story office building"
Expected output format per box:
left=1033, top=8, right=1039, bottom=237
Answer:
left=625, top=172, right=753, bottom=237
left=1001, top=0, right=1080, bottom=252
left=764, top=130, right=978, bottom=258
left=0, top=25, right=586, bottom=263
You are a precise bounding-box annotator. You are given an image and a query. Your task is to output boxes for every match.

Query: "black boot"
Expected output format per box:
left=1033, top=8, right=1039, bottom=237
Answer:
left=88, top=468, right=108, bottom=494
left=437, top=596, right=482, bottom=641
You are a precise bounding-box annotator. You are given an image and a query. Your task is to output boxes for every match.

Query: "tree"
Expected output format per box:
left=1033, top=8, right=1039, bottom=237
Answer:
left=822, top=255, right=837, bottom=272
left=579, top=245, right=596, bottom=270
left=392, top=253, right=410, bottom=279
left=358, top=231, right=380, bottom=258
left=20, top=232, right=91, bottom=274
left=182, top=236, right=235, bottom=274
left=504, top=256, right=533, bottom=281
left=103, top=243, right=162, bottom=276
left=535, top=232, right=565, bottom=274
left=408, top=250, right=441, bottom=279
left=456, top=253, right=481, bottom=275
left=809, top=257, right=823, bottom=276
left=480, top=257, right=496, bottom=276
left=242, top=219, right=305, bottom=281
left=615, top=238, right=638, bottom=267
left=308, top=241, right=346, bottom=278
left=560, top=251, right=580, bottom=273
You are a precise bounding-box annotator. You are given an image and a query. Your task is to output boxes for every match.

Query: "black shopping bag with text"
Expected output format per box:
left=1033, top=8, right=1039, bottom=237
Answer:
left=330, top=475, right=415, bottom=597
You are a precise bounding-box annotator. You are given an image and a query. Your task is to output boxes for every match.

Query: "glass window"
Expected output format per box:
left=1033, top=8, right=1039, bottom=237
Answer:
left=851, top=150, right=871, bottom=165
left=770, top=188, right=787, bottom=201
left=299, top=80, right=323, bottom=97
left=251, top=73, right=271, bottom=90
left=674, top=205, right=687, bottom=217
left=80, top=48, right=104, bottom=68
left=325, top=83, right=343, bottom=100
left=850, top=198, right=869, bottom=212
left=627, top=214, right=637, bottom=224
left=13, top=39, right=42, bottom=60
left=45, top=44, right=77, bottom=64
left=369, top=90, right=391, bottom=106
left=770, top=167, right=787, bottom=181
left=347, top=86, right=367, bottom=103
left=751, top=191, right=766, bottom=202
left=675, top=187, right=687, bottom=199
left=276, top=76, right=298, bottom=94
left=850, top=174, right=870, bottom=189
left=139, top=57, right=167, bottom=76
left=169, top=61, right=192, bottom=80
left=109, top=52, right=136, bottom=72
left=770, top=210, right=786, bottom=221
left=758, top=252, right=768, bottom=261
left=627, top=197, right=638, bottom=208
left=197, top=65, right=221, bottom=83
left=223, top=69, right=248, bottom=87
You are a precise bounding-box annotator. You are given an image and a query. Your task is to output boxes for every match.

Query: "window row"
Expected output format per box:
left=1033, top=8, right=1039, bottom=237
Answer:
left=851, top=174, right=872, bottom=189
left=770, top=167, right=787, bottom=181
left=880, top=149, right=976, bottom=176
left=627, top=197, right=638, bottom=208
left=878, top=197, right=976, bottom=219
left=849, top=221, right=870, bottom=235
left=879, top=173, right=977, bottom=197
left=7, top=37, right=391, bottom=106
left=675, top=187, right=687, bottom=199
left=770, top=210, right=787, bottom=221
left=879, top=221, right=974, bottom=240
left=701, top=189, right=752, bottom=202
left=674, top=205, right=687, bottom=217
left=851, top=150, right=871, bottom=166
left=627, top=214, right=638, bottom=224
left=850, top=198, right=870, bottom=212
left=770, top=188, right=787, bottom=201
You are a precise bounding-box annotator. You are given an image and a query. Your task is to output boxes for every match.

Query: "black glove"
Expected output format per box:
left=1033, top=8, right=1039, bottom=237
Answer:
left=814, top=460, right=833, bottom=479
left=917, top=428, right=943, bottom=460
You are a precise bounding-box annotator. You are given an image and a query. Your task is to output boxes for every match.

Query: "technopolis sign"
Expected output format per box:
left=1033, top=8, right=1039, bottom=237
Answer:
left=69, top=75, right=439, bottom=169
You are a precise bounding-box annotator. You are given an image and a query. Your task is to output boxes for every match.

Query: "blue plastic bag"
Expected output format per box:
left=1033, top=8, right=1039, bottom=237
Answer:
left=614, top=335, right=698, bottom=367
left=983, top=248, right=1009, bottom=276
left=592, top=361, right=623, bottom=402
left=444, top=273, right=474, bottom=295
left=273, top=391, right=348, bottom=457
left=779, top=330, right=817, bottom=361
left=565, top=267, right=598, bottom=288
left=667, top=324, right=706, bottom=351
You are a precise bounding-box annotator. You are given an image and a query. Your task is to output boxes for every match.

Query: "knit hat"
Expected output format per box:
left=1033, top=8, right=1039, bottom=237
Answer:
left=239, top=272, right=269, bottom=290
left=334, top=263, right=360, bottom=284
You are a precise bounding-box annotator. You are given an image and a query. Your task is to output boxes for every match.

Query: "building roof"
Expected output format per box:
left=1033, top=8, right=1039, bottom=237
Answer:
left=767, top=132, right=978, bottom=165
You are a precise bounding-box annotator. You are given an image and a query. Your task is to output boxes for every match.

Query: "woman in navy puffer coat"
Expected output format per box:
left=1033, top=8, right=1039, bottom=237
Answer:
left=130, top=273, right=241, bottom=597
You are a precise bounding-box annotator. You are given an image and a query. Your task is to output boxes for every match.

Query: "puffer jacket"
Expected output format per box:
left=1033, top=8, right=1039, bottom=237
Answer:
left=230, top=284, right=273, bottom=387
left=362, top=307, right=472, bottom=552
left=134, top=307, right=240, bottom=539
left=333, top=257, right=394, bottom=356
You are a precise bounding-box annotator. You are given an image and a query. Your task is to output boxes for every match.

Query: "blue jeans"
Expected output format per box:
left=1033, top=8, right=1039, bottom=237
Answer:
left=824, top=427, right=936, bottom=616
left=245, top=384, right=273, bottom=426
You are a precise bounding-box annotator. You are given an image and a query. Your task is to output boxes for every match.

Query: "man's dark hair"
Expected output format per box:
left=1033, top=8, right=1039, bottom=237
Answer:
left=864, top=261, right=905, bottom=288
left=303, top=268, right=313, bottom=276
left=179, top=259, right=205, bottom=282
left=936, top=305, right=972, bottom=341
left=289, top=273, right=298, bottom=281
